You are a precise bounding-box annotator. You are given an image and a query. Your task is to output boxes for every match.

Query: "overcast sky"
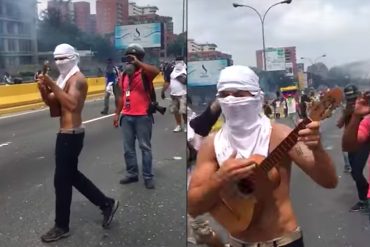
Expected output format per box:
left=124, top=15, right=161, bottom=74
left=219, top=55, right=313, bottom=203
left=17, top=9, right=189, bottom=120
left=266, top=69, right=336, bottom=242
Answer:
left=38, top=0, right=184, bottom=34
left=189, top=0, right=370, bottom=68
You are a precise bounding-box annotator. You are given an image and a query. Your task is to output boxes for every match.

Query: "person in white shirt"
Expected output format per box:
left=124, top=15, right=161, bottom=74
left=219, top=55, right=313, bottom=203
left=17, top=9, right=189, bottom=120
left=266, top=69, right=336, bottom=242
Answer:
left=161, top=57, right=187, bottom=132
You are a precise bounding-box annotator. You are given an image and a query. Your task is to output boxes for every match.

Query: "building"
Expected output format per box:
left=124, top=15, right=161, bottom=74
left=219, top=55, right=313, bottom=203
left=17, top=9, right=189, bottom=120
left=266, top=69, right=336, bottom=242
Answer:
left=256, top=46, right=298, bottom=76
left=89, top=14, right=96, bottom=34
left=96, top=0, right=129, bottom=35
left=0, top=0, right=38, bottom=70
left=128, top=2, right=158, bottom=16
left=188, top=39, right=217, bottom=53
left=73, top=1, right=90, bottom=33
left=297, top=63, right=304, bottom=73
left=47, top=0, right=74, bottom=23
left=188, top=39, right=232, bottom=62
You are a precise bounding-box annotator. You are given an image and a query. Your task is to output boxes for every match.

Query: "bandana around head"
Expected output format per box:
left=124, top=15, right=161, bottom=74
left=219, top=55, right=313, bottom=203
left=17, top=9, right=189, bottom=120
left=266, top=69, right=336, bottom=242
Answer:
left=53, top=43, right=80, bottom=89
left=217, top=65, right=260, bottom=94
left=214, top=65, right=272, bottom=166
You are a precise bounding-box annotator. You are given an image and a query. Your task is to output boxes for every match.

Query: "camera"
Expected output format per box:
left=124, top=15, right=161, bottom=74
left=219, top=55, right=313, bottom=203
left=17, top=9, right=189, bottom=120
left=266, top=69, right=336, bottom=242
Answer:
left=121, top=56, right=134, bottom=63
left=147, top=102, right=166, bottom=115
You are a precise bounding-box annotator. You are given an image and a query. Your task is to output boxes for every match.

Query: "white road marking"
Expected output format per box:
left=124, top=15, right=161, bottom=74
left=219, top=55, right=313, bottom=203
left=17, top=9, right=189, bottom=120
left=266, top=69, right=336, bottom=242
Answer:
left=0, top=108, right=48, bottom=120
left=82, top=114, right=114, bottom=124
left=0, top=142, right=12, bottom=148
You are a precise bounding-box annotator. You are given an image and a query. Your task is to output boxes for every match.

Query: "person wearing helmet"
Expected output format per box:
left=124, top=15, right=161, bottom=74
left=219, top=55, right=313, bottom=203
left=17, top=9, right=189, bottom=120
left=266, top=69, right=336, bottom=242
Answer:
left=114, top=43, right=160, bottom=189
left=339, top=85, right=370, bottom=212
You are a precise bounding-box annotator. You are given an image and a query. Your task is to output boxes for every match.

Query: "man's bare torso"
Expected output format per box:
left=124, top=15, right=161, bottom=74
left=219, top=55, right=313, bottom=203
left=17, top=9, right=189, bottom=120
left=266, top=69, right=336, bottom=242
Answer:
left=59, top=72, right=87, bottom=129
left=212, top=123, right=298, bottom=242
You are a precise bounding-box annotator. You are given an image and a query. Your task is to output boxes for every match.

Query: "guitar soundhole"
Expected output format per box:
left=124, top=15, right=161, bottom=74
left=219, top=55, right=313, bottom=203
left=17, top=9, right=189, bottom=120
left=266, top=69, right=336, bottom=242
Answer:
left=238, top=179, right=254, bottom=195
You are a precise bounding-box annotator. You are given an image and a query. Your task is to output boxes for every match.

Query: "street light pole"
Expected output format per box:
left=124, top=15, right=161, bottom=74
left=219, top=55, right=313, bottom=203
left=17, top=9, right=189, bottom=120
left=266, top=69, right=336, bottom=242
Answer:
left=300, top=54, right=326, bottom=87
left=233, top=0, right=292, bottom=71
left=300, top=54, right=326, bottom=68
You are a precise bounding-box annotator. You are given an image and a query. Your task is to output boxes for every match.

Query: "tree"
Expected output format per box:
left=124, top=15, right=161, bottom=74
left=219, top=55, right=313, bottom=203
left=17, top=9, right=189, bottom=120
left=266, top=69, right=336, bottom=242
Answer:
left=167, top=32, right=186, bottom=58
left=37, top=9, right=115, bottom=61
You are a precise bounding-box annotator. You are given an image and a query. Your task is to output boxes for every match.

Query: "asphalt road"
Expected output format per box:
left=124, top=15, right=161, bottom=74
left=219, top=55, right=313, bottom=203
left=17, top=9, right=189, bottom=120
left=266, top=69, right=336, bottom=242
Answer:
left=188, top=112, right=370, bottom=247
left=0, top=93, right=187, bottom=247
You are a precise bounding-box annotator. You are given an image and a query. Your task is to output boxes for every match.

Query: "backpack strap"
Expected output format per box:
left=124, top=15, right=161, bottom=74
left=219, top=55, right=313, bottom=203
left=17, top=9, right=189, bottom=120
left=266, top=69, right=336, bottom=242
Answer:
left=141, top=71, right=156, bottom=103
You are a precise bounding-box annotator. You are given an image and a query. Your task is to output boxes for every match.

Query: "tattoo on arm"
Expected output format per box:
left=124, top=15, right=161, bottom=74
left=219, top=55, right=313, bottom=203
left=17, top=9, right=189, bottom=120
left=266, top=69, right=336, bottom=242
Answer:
left=295, top=145, right=304, bottom=157
left=75, top=79, right=85, bottom=91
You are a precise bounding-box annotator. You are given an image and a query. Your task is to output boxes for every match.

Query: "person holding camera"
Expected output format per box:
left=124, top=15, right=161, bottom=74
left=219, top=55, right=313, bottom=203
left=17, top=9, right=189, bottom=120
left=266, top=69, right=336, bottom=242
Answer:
left=161, top=57, right=187, bottom=132
left=113, top=43, right=160, bottom=189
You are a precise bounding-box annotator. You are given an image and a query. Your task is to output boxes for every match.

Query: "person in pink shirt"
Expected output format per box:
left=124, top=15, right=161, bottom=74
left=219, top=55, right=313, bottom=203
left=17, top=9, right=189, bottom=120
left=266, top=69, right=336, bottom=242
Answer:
left=342, top=92, right=370, bottom=215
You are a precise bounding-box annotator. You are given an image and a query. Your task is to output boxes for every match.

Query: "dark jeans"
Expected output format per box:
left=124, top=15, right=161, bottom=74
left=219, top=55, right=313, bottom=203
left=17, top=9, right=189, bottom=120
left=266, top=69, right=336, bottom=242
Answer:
left=348, top=144, right=370, bottom=201
left=102, top=84, right=119, bottom=113
left=121, top=115, right=153, bottom=180
left=54, top=133, right=112, bottom=229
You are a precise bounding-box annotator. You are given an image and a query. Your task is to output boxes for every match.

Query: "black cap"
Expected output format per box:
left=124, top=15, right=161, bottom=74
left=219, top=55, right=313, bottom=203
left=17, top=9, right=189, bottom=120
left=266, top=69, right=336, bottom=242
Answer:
left=125, top=43, right=145, bottom=59
left=344, top=84, right=359, bottom=100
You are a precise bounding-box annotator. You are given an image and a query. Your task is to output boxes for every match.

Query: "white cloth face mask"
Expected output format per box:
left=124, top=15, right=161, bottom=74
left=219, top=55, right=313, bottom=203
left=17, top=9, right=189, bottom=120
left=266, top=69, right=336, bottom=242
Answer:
left=218, top=95, right=262, bottom=128
left=55, top=56, right=77, bottom=76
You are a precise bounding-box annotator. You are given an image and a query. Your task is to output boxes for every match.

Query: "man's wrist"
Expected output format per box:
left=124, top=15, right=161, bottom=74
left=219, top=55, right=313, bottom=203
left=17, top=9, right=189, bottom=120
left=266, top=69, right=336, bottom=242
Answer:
left=212, top=170, right=225, bottom=188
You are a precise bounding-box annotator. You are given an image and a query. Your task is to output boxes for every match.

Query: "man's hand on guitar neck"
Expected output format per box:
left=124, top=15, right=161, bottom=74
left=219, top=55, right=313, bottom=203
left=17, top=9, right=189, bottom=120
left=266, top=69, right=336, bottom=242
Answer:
left=215, top=152, right=257, bottom=185
left=297, top=121, right=322, bottom=150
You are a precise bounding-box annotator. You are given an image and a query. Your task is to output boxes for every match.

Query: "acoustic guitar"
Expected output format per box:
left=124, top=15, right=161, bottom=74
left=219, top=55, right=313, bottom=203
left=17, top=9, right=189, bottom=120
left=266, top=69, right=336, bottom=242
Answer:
left=209, top=88, right=343, bottom=235
left=42, top=60, right=62, bottom=117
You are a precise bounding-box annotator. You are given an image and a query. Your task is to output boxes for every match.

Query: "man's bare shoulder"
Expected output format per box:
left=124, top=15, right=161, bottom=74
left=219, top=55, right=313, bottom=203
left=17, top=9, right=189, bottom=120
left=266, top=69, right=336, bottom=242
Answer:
left=271, top=122, right=293, bottom=141
left=68, top=72, right=87, bottom=91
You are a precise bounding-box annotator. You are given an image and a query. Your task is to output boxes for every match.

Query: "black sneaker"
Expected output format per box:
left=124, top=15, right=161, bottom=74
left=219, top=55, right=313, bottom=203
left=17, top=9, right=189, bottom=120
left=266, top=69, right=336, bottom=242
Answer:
left=119, top=176, right=138, bottom=184
left=144, top=179, right=155, bottom=189
left=100, top=111, right=108, bottom=115
left=350, top=201, right=368, bottom=212
left=41, top=226, right=70, bottom=243
left=102, top=199, right=119, bottom=228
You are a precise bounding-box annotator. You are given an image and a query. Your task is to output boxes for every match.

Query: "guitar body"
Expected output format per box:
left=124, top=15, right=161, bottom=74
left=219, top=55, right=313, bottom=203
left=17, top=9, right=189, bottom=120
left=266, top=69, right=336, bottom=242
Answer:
left=49, top=100, right=61, bottom=117
left=210, top=154, right=281, bottom=235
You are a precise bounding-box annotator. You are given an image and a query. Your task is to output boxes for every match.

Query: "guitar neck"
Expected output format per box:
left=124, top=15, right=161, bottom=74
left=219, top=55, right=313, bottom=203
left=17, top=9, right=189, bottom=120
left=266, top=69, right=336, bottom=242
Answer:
left=259, top=118, right=312, bottom=172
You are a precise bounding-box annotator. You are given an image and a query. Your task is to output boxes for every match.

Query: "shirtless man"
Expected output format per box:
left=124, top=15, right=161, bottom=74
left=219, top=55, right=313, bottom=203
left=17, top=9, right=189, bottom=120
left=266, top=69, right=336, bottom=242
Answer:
left=188, top=65, right=338, bottom=247
left=37, top=44, right=119, bottom=243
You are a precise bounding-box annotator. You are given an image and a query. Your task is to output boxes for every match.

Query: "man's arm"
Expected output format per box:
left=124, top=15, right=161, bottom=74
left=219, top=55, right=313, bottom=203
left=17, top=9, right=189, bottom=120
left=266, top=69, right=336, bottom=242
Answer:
left=342, top=114, right=363, bottom=151
left=161, top=82, right=170, bottom=99
left=189, top=100, right=221, bottom=137
left=176, top=74, right=187, bottom=84
left=188, top=136, right=223, bottom=217
left=274, top=123, right=338, bottom=189
left=39, top=74, right=86, bottom=112
left=113, top=80, right=123, bottom=127
left=135, top=60, right=160, bottom=82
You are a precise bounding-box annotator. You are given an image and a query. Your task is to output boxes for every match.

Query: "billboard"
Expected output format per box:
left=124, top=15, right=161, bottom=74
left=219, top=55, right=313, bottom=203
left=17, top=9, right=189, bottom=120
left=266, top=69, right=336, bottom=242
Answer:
left=264, top=48, right=286, bottom=71
left=298, top=72, right=308, bottom=89
left=115, top=23, right=163, bottom=49
left=285, top=62, right=294, bottom=76
left=188, top=59, right=229, bottom=86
